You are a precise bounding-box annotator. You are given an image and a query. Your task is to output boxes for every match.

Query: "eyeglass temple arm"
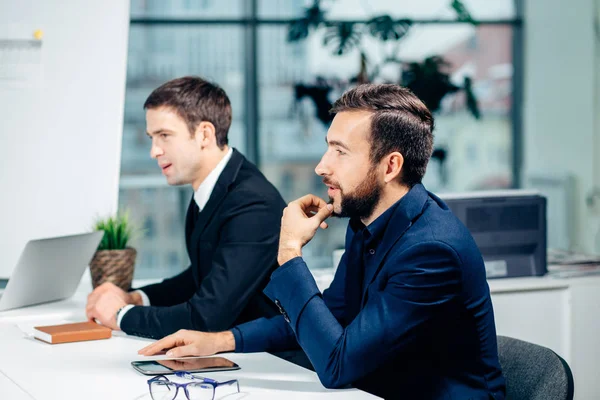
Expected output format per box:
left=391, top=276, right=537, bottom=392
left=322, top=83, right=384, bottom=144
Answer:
left=175, top=371, right=239, bottom=391
left=218, top=379, right=240, bottom=392
left=175, top=371, right=216, bottom=383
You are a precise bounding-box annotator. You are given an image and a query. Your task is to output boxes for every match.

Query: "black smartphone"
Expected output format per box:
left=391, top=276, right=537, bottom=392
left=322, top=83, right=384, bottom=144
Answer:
left=131, top=356, right=240, bottom=375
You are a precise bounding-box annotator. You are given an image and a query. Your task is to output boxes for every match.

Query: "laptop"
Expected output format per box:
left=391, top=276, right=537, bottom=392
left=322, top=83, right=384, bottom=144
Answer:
left=0, top=231, right=103, bottom=311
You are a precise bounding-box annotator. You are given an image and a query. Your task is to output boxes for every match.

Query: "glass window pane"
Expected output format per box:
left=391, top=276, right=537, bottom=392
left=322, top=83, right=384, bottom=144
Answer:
left=121, top=24, right=246, bottom=278
left=259, top=0, right=515, bottom=20
left=258, top=22, right=514, bottom=268
left=131, top=0, right=247, bottom=19
left=259, top=25, right=346, bottom=270
left=123, top=25, right=246, bottom=170
left=259, top=0, right=305, bottom=18
left=406, top=24, right=514, bottom=192
left=119, top=184, right=189, bottom=279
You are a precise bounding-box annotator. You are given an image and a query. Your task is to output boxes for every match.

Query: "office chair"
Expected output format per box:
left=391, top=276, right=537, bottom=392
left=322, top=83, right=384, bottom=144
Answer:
left=497, top=335, right=575, bottom=400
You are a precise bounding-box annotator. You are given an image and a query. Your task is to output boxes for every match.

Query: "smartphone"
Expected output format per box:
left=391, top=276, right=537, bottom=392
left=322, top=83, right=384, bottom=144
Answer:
left=131, top=356, right=240, bottom=375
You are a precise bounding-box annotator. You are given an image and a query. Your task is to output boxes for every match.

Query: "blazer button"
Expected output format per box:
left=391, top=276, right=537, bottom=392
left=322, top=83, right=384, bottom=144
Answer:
left=274, top=299, right=285, bottom=314
left=369, top=248, right=375, bottom=255
left=274, top=299, right=290, bottom=322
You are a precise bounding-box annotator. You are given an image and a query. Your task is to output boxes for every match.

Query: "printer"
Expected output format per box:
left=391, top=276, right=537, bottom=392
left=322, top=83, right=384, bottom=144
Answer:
left=440, top=190, right=547, bottom=278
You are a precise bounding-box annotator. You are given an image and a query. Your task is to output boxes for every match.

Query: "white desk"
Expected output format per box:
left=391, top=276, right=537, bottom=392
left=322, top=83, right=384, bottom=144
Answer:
left=0, top=281, right=378, bottom=400
left=0, top=368, right=33, bottom=400
left=5, top=272, right=599, bottom=399
left=488, top=275, right=600, bottom=400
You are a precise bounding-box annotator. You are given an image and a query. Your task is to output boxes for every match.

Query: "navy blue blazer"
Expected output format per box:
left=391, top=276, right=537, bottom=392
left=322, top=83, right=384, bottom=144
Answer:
left=121, top=149, right=285, bottom=339
left=233, top=184, right=506, bottom=399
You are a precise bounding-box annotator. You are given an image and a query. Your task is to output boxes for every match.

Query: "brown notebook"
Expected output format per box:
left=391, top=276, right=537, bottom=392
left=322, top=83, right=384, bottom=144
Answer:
left=33, top=321, right=112, bottom=344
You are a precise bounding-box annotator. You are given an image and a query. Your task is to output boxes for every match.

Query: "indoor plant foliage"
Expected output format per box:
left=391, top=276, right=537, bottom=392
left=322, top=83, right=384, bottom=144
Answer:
left=288, top=0, right=479, bottom=119
left=89, top=213, right=138, bottom=291
left=289, top=0, right=479, bottom=185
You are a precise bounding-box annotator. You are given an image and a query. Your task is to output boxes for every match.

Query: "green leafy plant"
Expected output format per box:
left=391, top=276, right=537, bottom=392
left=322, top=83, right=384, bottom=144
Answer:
left=367, top=16, right=412, bottom=42
left=288, top=1, right=326, bottom=41
left=93, top=213, right=136, bottom=250
left=288, top=0, right=475, bottom=55
left=323, top=22, right=362, bottom=55
left=402, top=56, right=480, bottom=119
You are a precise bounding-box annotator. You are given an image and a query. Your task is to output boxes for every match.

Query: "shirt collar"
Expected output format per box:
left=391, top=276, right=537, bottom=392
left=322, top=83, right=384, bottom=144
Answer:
left=349, top=195, right=405, bottom=242
left=194, top=148, right=233, bottom=212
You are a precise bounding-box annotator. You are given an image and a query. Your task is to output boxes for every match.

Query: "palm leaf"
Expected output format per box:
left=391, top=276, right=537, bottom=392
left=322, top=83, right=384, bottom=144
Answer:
left=288, top=18, right=311, bottom=42
left=367, top=16, right=412, bottom=41
left=402, top=56, right=460, bottom=113
left=287, top=0, right=326, bottom=42
left=323, top=22, right=362, bottom=55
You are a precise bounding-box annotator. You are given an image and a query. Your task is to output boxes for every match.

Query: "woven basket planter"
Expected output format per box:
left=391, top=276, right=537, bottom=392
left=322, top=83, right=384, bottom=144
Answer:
left=89, top=247, right=137, bottom=291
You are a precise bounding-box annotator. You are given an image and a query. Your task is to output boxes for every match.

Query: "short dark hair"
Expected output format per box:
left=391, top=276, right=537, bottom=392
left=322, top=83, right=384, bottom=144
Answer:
left=143, top=76, right=232, bottom=148
left=330, top=84, right=434, bottom=187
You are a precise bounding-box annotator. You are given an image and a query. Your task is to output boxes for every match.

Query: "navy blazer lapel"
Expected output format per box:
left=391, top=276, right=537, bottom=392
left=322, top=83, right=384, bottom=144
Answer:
left=188, top=149, right=245, bottom=267
left=360, top=184, right=430, bottom=303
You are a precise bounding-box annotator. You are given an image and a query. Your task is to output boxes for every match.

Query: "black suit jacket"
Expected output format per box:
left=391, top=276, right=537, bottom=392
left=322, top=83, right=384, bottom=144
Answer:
left=121, top=149, right=285, bottom=339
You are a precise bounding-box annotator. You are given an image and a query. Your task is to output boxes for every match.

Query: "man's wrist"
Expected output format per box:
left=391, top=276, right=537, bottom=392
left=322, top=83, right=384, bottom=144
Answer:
left=116, top=304, right=135, bottom=329
left=278, top=249, right=302, bottom=266
left=278, top=242, right=302, bottom=266
left=116, top=305, right=126, bottom=320
left=218, top=331, right=236, bottom=353
left=128, top=291, right=143, bottom=306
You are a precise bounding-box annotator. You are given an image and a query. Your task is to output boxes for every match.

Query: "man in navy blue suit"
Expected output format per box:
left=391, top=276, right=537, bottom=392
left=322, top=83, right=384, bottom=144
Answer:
left=139, top=84, right=506, bottom=399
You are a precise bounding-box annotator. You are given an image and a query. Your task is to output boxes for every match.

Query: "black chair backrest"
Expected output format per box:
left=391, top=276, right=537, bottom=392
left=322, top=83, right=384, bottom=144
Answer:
left=497, top=335, right=574, bottom=400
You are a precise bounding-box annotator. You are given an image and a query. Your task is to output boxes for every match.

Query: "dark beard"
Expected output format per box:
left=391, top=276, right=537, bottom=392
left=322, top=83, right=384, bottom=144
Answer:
left=330, top=167, right=382, bottom=220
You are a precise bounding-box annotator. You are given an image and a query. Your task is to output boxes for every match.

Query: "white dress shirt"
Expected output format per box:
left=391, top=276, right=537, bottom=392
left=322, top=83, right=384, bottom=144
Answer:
left=117, top=148, right=234, bottom=328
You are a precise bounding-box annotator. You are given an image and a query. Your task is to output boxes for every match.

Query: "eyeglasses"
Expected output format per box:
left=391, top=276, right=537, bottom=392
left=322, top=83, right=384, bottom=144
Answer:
left=147, top=371, right=240, bottom=400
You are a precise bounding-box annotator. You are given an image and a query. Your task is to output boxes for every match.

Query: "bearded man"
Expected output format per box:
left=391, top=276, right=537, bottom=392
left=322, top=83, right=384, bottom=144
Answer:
left=139, top=84, right=506, bottom=400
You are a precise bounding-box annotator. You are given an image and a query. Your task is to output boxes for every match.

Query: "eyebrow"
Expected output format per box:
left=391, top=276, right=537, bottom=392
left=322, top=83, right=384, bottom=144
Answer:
left=326, top=138, right=351, bottom=151
left=146, top=129, right=172, bottom=137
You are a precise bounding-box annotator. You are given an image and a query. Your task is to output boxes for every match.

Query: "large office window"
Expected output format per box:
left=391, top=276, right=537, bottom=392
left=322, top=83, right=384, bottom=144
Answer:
left=120, top=0, right=521, bottom=276
left=121, top=2, right=247, bottom=278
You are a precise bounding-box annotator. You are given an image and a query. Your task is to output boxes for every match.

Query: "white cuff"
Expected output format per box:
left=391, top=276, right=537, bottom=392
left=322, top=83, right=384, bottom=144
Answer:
left=117, top=304, right=135, bottom=328
left=135, top=290, right=151, bottom=306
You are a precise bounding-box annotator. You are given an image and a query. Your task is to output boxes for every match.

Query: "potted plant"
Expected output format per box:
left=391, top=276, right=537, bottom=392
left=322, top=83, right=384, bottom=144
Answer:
left=89, top=213, right=138, bottom=291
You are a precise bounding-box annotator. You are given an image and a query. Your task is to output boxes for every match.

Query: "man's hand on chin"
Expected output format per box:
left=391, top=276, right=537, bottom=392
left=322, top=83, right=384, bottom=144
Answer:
left=278, top=194, right=333, bottom=266
left=85, top=291, right=126, bottom=331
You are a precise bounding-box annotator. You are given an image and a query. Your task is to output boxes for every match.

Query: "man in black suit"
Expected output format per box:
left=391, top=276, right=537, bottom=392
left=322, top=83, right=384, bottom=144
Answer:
left=86, top=76, right=286, bottom=339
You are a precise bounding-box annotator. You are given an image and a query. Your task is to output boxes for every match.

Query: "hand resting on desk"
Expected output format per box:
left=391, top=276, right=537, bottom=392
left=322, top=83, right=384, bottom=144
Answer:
left=138, top=329, right=235, bottom=358
left=86, top=282, right=143, bottom=330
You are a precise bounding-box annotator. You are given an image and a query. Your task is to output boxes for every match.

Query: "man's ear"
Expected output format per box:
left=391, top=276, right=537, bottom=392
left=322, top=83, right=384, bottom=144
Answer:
left=383, top=152, right=404, bottom=183
left=194, top=121, right=217, bottom=148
